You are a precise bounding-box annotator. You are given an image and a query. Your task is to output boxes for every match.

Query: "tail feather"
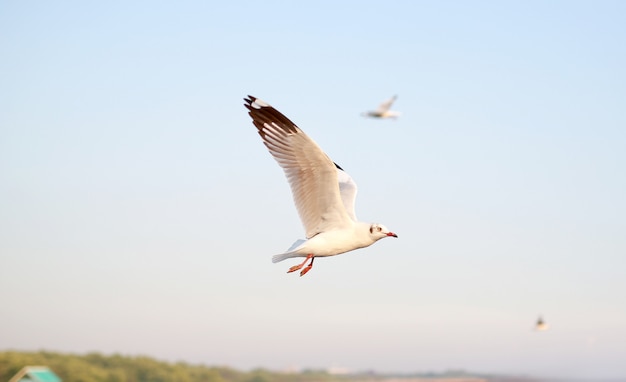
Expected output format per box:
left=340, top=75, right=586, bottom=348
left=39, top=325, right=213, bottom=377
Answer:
left=272, top=251, right=300, bottom=263
left=272, top=239, right=307, bottom=263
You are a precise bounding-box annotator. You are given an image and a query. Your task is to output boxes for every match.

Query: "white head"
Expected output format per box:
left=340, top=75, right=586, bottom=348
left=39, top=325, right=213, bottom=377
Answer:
left=369, top=223, right=398, bottom=240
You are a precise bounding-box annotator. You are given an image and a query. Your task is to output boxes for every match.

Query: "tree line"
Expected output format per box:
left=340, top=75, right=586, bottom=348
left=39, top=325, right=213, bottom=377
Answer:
left=0, top=351, right=351, bottom=382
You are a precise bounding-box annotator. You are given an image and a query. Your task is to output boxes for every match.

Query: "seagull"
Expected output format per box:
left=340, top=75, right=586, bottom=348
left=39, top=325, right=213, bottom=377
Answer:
left=535, top=316, right=549, bottom=331
left=362, top=95, right=401, bottom=119
left=244, top=95, right=398, bottom=276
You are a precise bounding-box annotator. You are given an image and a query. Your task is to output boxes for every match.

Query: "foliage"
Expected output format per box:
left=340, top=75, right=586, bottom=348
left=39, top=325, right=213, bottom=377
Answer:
left=0, top=351, right=353, bottom=382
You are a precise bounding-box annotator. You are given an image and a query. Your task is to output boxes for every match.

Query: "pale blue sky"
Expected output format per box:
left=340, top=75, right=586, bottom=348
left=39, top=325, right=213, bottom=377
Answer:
left=1, top=1, right=625, bottom=380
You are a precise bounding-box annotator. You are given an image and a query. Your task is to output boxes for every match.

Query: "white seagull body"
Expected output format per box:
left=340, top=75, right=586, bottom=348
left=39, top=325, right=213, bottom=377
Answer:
left=244, top=95, right=397, bottom=276
left=363, top=95, right=401, bottom=119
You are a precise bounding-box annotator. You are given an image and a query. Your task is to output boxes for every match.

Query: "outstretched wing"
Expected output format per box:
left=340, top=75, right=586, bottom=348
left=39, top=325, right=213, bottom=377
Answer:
left=244, top=95, right=354, bottom=238
left=376, top=95, right=397, bottom=113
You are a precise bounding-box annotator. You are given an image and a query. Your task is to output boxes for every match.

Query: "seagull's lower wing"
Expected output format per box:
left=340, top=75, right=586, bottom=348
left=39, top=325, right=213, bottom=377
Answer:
left=334, top=162, right=358, bottom=222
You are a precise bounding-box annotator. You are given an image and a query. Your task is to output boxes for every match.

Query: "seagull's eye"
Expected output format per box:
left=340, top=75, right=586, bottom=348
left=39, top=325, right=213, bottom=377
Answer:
left=377, top=226, right=382, bottom=232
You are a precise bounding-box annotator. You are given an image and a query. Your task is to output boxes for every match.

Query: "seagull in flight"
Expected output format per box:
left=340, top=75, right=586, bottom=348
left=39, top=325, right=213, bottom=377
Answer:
left=362, top=95, right=401, bottom=119
left=535, top=316, right=549, bottom=331
left=244, top=95, right=398, bottom=276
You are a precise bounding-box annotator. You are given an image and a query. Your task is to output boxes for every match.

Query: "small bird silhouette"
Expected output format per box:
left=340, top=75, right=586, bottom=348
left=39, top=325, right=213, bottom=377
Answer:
left=535, top=316, right=549, bottom=331
left=362, top=95, right=401, bottom=119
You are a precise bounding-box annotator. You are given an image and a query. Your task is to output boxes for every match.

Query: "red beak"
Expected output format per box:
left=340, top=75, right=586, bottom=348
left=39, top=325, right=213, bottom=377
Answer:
left=387, top=232, right=398, bottom=238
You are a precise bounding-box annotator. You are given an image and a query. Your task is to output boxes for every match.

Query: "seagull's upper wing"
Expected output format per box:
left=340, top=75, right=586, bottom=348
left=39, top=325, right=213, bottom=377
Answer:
left=334, top=162, right=358, bottom=222
left=376, top=95, right=397, bottom=113
left=245, top=95, right=354, bottom=238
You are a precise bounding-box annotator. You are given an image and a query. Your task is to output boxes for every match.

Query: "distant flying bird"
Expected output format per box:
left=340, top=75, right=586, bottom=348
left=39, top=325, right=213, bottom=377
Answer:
left=244, top=95, right=398, bottom=276
left=362, top=95, right=401, bottom=119
left=535, top=316, right=549, bottom=331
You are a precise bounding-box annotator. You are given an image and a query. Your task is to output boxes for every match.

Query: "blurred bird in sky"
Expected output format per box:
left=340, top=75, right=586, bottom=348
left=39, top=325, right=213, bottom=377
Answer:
left=535, top=316, right=549, bottom=331
left=362, top=95, right=401, bottom=119
left=244, top=95, right=398, bottom=276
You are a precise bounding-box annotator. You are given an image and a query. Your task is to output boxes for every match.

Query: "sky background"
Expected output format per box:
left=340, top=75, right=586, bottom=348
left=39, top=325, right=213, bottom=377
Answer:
left=1, top=0, right=625, bottom=380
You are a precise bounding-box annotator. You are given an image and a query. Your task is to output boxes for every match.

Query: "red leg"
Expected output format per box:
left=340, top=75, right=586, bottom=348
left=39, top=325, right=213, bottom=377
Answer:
left=287, top=254, right=313, bottom=273
left=300, top=256, right=315, bottom=277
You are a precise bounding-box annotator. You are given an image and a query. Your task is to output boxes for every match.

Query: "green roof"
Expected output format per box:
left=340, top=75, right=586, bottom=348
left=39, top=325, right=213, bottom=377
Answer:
left=27, top=369, right=62, bottom=382
left=9, top=367, right=62, bottom=382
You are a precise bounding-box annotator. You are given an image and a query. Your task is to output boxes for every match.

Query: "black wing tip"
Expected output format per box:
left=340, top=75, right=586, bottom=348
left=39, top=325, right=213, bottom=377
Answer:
left=334, top=162, right=344, bottom=171
left=243, top=95, right=256, bottom=110
left=244, top=95, right=275, bottom=112
left=243, top=95, right=299, bottom=132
